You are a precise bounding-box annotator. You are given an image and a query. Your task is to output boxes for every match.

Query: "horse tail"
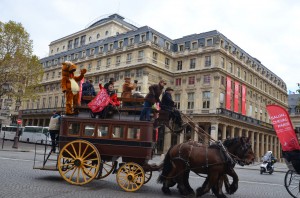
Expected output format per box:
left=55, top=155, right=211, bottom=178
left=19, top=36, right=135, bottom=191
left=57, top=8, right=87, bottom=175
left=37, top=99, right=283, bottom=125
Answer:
left=157, top=146, right=174, bottom=184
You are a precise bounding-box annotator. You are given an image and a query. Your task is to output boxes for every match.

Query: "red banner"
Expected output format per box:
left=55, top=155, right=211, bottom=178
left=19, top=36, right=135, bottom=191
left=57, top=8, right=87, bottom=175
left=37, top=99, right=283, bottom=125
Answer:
left=241, top=84, right=246, bottom=115
left=234, top=81, right=239, bottom=113
left=88, top=88, right=112, bottom=113
left=266, top=105, right=300, bottom=151
left=226, top=77, right=232, bottom=110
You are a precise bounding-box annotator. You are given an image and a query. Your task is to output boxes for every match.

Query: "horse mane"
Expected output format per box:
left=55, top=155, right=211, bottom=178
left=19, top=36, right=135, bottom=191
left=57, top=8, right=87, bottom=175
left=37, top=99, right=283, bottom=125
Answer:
left=223, top=137, right=241, bottom=148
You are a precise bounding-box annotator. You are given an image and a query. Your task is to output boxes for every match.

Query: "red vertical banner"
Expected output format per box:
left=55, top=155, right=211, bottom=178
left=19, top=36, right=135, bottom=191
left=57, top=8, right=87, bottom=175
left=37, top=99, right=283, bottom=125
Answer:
left=241, top=84, right=246, bottom=115
left=266, top=105, right=300, bottom=151
left=226, top=76, right=232, bottom=110
left=234, top=81, right=239, bottom=113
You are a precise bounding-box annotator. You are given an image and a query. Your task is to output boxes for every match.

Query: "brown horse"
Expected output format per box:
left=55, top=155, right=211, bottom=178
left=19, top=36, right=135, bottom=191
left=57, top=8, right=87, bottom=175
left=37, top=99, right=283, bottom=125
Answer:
left=157, top=137, right=255, bottom=198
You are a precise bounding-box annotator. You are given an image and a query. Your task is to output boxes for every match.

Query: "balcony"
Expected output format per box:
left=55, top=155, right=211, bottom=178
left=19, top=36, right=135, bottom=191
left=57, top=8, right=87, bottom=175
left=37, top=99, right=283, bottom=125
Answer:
left=216, top=108, right=273, bottom=129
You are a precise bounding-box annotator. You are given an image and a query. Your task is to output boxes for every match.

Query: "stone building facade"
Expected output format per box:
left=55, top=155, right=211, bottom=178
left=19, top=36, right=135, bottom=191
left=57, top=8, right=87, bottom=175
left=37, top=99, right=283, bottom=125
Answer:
left=20, top=14, right=288, bottom=161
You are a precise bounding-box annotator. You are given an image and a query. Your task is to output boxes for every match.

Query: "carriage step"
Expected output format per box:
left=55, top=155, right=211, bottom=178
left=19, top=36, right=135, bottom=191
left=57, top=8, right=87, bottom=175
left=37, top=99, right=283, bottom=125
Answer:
left=33, top=166, right=58, bottom=171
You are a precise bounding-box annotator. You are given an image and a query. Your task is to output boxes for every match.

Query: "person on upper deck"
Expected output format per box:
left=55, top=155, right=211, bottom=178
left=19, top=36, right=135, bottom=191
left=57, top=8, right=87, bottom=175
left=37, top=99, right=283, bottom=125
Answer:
left=139, top=80, right=166, bottom=121
left=121, top=77, right=138, bottom=106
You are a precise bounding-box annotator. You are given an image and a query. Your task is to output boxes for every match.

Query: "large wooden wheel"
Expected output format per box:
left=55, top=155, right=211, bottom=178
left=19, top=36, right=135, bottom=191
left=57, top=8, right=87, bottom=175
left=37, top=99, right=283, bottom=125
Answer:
left=58, top=139, right=100, bottom=185
left=95, top=161, right=117, bottom=179
left=144, top=170, right=152, bottom=184
left=116, top=162, right=145, bottom=192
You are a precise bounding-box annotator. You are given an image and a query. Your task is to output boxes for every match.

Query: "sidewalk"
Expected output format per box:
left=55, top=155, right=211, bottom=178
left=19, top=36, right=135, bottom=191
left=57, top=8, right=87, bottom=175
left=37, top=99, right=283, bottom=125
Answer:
left=1, top=138, right=289, bottom=173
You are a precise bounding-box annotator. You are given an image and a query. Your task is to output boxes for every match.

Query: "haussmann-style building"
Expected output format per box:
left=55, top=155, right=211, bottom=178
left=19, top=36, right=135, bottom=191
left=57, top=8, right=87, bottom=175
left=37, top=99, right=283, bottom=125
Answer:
left=20, top=14, right=288, bottom=161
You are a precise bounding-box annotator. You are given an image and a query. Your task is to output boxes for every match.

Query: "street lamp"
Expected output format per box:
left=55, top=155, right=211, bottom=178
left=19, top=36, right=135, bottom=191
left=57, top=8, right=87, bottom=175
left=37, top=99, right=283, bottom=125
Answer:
left=12, top=119, right=21, bottom=149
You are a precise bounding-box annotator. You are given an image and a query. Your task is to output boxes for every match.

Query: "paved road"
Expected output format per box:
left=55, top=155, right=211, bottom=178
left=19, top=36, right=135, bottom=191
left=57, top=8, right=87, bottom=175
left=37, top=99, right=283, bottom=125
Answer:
left=0, top=139, right=294, bottom=198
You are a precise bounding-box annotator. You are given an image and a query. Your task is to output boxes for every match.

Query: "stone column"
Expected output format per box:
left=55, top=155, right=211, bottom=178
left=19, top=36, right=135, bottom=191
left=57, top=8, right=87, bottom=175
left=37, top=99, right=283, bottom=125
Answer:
left=193, top=123, right=199, bottom=141
left=266, top=134, right=269, bottom=152
left=238, top=128, right=242, bottom=137
left=245, top=129, right=249, bottom=138
left=222, top=125, right=227, bottom=141
left=261, top=133, right=265, bottom=158
left=256, top=132, right=260, bottom=161
left=230, top=126, right=235, bottom=138
left=210, top=123, right=219, bottom=141
left=251, top=131, right=255, bottom=150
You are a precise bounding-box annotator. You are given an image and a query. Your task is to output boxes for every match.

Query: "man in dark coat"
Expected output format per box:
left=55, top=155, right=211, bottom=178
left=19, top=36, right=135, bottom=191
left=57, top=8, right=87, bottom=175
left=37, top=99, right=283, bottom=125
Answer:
left=161, top=87, right=184, bottom=128
left=140, top=80, right=166, bottom=121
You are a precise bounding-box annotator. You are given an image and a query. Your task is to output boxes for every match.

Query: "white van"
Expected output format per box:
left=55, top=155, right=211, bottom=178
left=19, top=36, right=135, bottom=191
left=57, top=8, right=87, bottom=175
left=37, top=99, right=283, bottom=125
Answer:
left=20, top=126, right=50, bottom=144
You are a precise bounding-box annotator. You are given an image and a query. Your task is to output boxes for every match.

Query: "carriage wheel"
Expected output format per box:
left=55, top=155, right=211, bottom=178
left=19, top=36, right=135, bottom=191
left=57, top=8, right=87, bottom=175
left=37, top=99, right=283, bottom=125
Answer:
left=58, top=140, right=100, bottom=185
left=95, top=161, right=117, bottom=179
left=284, top=170, right=300, bottom=198
left=144, top=170, right=152, bottom=184
left=116, top=162, right=145, bottom=192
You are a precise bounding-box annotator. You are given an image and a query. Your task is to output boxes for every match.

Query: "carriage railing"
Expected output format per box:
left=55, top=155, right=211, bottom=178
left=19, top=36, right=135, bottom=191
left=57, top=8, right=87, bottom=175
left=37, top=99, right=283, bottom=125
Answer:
left=33, top=139, right=58, bottom=171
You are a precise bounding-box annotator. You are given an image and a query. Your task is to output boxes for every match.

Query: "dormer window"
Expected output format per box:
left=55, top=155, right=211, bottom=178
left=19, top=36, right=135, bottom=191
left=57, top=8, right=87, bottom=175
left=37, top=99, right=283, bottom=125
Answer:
left=109, top=43, right=113, bottom=51
left=165, top=42, right=170, bottom=50
left=118, top=41, right=123, bottom=48
left=129, top=37, right=134, bottom=45
left=153, top=35, right=158, bottom=44
left=89, top=36, right=92, bottom=41
left=105, top=31, right=109, bottom=36
left=97, top=33, right=100, bottom=39
left=191, top=42, right=197, bottom=50
left=179, top=45, right=184, bottom=52
left=141, top=34, right=146, bottom=42
left=206, top=38, right=213, bottom=46
left=99, top=46, right=103, bottom=53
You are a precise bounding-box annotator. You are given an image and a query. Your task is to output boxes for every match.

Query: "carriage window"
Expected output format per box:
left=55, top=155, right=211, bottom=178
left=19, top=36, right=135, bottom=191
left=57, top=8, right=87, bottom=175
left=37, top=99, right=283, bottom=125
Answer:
left=112, top=126, right=124, bottom=138
left=84, top=124, right=95, bottom=136
left=97, top=125, right=108, bottom=137
left=127, top=127, right=140, bottom=139
left=68, top=123, right=80, bottom=135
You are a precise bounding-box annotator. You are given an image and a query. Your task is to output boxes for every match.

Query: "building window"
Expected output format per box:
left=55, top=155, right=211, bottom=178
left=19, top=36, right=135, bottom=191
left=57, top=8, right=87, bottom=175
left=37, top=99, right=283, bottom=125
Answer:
left=90, top=48, right=95, bottom=55
left=125, top=70, right=130, bottom=78
left=126, top=53, right=132, bottom=63
left=97, top=33, right=100, bottom=39
left=80, top=35, right=86, bottom=46
left=177, top=61, right=182, bottom=70
left=202, top=91, right=210, bottom=108
left=74, top=38, right=79, bottom=48
left=52, top=71, right=55, bottom=79
left=152, top=52, right=157, bottom=63
left=106, top=58, right=111, bottom=67
left=206, top=38, right=213, bottom=46
left=140, top=34, right=146, bottom=42
left=48, top=97, right=52, bottom=108
left=179, top=45, right=184, bottom=52
left=97, top=59, right=101, bottom=70
left=165, top=58, right=170, bottom=68
left=175, top=94, right=181, bottom=109
left=89, top=36, right=92, bottom=41
left=105, top=31, right=109, bottom=36
left=188, top=76, right=195, bottom=85
left=191, top=42, right=197, bottom=50
left=153, top=35, right=158, bottom=44
left=99, top=46, right=104, bottom=53
left=237, top=67, right=240, bottom=77
left=109, top=43, right=113, bottom=51
left=68, top=40, right=73, bottom=50
left=129, top=37, right=134, bottom=45
left=250, top=74, right=253, bottom=84
left=136, top=69, right=143, bottom=77
left=221, top=57, right=225, bottom=68
left=165, top=42, right=170, bottom=50
left=187, top=93, right=194, bottom=109
left=54, top=96, right=58, bottom=108
left=221, top=76, right=225, bottom=85
left=229, top=62, right=233, bottom=73
left=138, top=50, right=144, bottom=61
left=205, top=56, right=211, bottom=67
left=118, top=41, right=123, bottom=48
left=175, top=78, right=181, bottom=86
left=116, top=56, right=121, bottom=66
left=190, top=58, right=196, bottom=69
left=88, top=63, right=92, bottom=71
left=203, top=75, right=211, bottom=84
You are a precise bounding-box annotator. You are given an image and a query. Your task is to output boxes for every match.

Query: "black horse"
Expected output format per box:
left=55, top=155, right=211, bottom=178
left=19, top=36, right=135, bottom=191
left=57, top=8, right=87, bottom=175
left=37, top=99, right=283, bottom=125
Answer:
left=157, top=137, right=255, bottom=198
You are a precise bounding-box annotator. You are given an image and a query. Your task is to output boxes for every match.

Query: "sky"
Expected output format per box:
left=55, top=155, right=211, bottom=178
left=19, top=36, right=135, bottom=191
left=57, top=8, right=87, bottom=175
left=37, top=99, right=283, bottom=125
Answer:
left=1, top=0, right=300, bottom=93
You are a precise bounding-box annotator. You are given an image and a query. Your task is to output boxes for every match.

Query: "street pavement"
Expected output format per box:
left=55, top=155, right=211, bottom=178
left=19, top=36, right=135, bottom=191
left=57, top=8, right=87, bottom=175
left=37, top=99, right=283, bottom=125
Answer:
left=0, top=138, right=289, bottom=173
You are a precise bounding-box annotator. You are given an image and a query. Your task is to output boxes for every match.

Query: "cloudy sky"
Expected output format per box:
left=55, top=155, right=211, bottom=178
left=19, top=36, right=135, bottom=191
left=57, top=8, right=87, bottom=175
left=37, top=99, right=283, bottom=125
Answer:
left=1, top=0, right=299, bottom=92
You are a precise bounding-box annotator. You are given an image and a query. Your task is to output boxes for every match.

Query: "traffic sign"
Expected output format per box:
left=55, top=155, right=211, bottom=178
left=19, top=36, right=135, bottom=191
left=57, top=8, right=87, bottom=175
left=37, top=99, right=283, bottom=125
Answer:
left=17, top=119, right=22, bottom=124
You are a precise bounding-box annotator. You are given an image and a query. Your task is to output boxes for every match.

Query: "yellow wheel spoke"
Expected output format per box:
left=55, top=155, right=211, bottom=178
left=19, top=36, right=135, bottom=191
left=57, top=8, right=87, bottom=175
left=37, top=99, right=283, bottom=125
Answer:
left=83, top=150, right=95, bottom=160
left=69, top=167, right=77, bottom=180
left=77, top=167, right=80, bottom=183
left=71, top=144, right=78, bottom=158
left=78, top=142, right=82, bottom=158
left=81, top=168, right=87, bottom=182
left=80, top=144, right=89, bottom=158
left=83, top=163, right=97, bottom=169
left=64, top=148, right=76, bottom=160
left=84, top=158, right=99, bottom=162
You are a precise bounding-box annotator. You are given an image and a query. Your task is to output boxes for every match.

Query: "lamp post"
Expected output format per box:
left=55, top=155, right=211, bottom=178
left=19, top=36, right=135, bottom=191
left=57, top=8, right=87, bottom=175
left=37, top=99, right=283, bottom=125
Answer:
left=12, top=121, right=20, bottom=149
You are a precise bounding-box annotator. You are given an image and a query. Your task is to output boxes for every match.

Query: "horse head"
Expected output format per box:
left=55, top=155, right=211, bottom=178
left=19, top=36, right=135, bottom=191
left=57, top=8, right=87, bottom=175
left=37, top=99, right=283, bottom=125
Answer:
left=224, top=137, right=255, bottom=166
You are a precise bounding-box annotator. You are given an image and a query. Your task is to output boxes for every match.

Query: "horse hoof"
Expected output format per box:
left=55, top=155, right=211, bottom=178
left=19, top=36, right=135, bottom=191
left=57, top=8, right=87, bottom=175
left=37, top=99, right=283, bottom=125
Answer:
left=162, top=187, right=171, bottom=195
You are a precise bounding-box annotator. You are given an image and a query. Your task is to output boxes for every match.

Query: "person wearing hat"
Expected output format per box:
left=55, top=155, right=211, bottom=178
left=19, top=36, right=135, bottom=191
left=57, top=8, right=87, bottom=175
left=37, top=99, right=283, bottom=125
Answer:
left=121, top=77, right=138, bottom=106
left=104, top=78, right=116, bottom=90
left=161, top=87, right=185, bottom=131
left=48, top=110, right=61, bottom=153
left=140, top=80, right=166, bottom=121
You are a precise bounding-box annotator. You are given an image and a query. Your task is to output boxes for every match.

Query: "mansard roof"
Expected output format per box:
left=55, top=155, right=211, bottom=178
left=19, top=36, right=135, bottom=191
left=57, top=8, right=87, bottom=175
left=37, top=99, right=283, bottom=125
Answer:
left=87, top=14, right=138, bottom=30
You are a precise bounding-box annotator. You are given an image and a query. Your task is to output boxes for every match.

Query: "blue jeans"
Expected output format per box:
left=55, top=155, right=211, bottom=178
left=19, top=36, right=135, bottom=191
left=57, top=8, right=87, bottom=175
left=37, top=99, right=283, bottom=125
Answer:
left=140, top=101, right=152, bottom=121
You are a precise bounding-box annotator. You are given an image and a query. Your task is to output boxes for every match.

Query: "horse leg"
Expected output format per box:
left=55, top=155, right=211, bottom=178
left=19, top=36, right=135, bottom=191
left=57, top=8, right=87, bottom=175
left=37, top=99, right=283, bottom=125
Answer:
left=196, top=170, right=221, bottom=197
left=224, top=168, right=239, bottom=194
left=183, top=170, right=195, bottom=196
left=174, top=162, right=192, bottom=196
left=161, top=167, right=177, bottom=195
left=211, top=174, right=227, bottom=198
